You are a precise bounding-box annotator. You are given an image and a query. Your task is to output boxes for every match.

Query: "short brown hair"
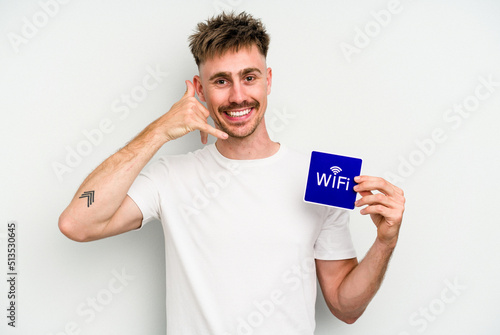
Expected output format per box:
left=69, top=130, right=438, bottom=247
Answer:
left=188, top=12, right=270, bottom=67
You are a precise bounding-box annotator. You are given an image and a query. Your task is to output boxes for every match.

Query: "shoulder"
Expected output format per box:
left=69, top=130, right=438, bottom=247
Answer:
left=283, top=145, right=309, bottom=161
left=156, top=144, right=214, bottom=166
left=277, top=144, right=311, bottom=174
left=141, top=145, right=215, bottom=180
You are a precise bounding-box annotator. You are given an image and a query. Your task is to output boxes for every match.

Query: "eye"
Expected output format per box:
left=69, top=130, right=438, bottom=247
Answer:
left=245, top=76, right=255, bottom=82
left=216, top=79, right=227, bottom=85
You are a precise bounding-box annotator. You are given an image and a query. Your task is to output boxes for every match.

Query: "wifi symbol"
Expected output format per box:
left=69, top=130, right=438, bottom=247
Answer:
left=330, top=166, right=342, bottom=175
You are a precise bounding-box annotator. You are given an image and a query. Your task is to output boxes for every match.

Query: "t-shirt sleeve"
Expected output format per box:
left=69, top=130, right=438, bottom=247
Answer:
left=127, top=162, right=163, bottom=230
left=314, top=207, right=357, bottom=260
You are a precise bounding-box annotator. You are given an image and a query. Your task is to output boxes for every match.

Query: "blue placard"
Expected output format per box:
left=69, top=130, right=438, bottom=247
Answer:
left=304, top=151, right=362, bottom=210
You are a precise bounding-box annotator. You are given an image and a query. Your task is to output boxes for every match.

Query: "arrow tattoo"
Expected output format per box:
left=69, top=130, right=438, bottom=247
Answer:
left=79, top=190, right=95, bottom=207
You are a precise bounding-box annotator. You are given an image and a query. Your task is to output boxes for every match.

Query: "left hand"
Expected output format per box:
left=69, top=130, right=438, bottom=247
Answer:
left=353, top=176, right=405, bottom=248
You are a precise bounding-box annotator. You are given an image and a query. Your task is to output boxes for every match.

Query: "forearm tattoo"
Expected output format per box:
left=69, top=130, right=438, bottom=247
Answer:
left=79, top=190, right=95, bottom=207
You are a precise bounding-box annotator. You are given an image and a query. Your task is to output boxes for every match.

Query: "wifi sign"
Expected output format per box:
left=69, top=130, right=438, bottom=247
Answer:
left=330, top=166, right=342, bottom=175
left=304, top=151, right=362, bottom=210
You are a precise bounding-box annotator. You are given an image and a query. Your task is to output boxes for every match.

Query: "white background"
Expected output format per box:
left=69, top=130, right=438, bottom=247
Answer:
left=1, top=0, right=500, bottom=334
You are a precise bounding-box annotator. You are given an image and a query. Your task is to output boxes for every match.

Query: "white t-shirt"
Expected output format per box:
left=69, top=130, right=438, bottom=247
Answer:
left=127, top=144, right=356, bottom=335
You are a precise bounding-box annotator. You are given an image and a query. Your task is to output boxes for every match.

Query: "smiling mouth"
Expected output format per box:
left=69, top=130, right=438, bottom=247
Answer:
left=225, top=108, right=252, bottom=117
left=219, top=101, right=260, bottom=119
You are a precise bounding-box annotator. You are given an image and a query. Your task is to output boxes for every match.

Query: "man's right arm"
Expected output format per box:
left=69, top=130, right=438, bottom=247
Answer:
left=58, top=81, right=227, bottom=242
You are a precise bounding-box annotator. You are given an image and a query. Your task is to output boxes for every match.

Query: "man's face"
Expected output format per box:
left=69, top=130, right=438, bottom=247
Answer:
left=194, top=45, right=272, bottom=139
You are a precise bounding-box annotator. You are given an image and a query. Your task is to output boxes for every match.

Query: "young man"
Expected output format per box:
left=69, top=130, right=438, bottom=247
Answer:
left=59, top=12, right=405, bottom=334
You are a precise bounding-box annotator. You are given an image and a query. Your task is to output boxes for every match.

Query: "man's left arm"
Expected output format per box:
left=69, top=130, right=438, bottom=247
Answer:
left=316, top=176, right=405, bottom=324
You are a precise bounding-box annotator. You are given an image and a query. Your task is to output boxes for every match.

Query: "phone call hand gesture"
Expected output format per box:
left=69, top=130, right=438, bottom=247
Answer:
left=155, top=80, right=228, bottom=144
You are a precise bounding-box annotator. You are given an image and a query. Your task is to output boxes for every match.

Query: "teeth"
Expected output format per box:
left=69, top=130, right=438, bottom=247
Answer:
left=227, top=108, right=251, bottom=117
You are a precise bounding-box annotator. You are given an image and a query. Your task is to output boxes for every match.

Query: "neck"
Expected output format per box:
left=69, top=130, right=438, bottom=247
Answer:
left=214, top=124, right=280, bottom=160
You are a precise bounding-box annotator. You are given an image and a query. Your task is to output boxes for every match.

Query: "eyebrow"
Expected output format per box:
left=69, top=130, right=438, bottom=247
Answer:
left=209, top=67, right=263, bottom=81
left=241, top=67, right=262, bottom=76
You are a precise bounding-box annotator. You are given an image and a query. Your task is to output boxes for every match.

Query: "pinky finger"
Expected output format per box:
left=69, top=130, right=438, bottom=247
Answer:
left=199, top=123, right=228, bottom=141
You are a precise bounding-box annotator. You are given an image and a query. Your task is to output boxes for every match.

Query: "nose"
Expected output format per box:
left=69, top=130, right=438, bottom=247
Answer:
left=228, top=81, right=245, bottom=104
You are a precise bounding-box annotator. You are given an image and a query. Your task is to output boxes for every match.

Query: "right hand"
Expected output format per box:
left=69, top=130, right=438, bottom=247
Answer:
left=156, top=80, right=228, bottom=144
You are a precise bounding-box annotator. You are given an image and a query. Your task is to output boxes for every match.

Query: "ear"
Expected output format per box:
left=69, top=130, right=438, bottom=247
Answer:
left=266, top=67, right=273, bottom=95
left=193, top=75, right=206, bottom=102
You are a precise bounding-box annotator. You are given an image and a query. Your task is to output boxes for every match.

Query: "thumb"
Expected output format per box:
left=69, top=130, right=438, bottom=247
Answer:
left=184, top=80, right=196, bottom=98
